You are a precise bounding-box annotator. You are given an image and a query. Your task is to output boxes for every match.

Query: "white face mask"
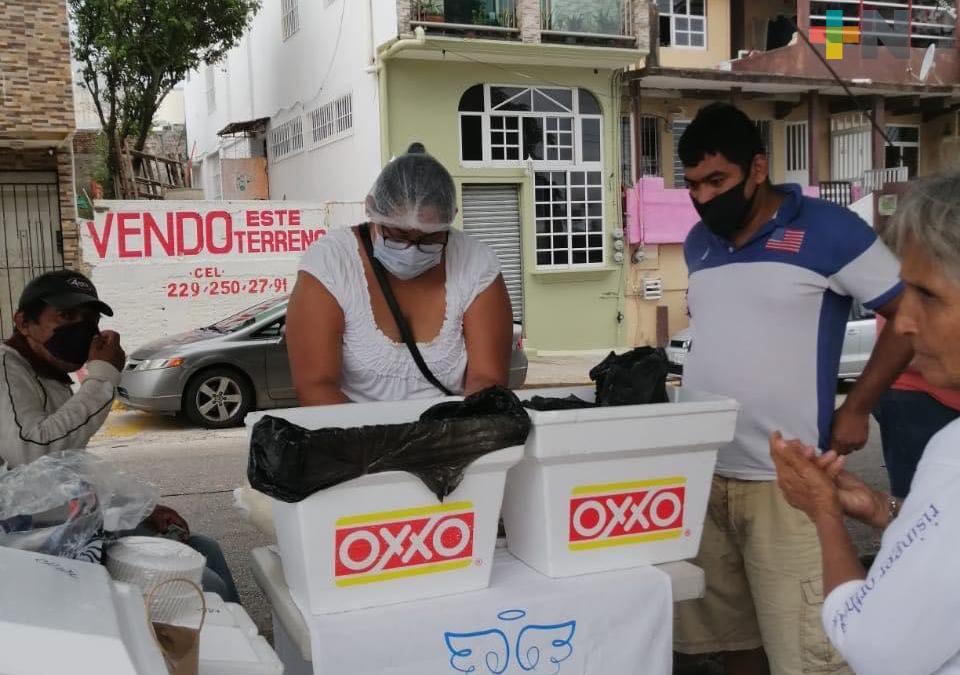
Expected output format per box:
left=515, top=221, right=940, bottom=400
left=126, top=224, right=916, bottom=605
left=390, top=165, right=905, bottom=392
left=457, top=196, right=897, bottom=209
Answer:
left=373, top=236, right=444, bottom=280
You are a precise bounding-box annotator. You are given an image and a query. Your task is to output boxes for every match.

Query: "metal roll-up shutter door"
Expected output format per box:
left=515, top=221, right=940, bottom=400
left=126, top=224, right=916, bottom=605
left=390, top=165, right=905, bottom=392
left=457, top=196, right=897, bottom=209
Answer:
left=461, top=184, right=523, bottom=322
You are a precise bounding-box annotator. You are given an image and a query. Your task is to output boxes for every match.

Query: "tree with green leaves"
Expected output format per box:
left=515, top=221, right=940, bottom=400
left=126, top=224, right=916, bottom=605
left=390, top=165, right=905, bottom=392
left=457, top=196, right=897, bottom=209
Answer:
left=70, top=0, right=260, bottom=196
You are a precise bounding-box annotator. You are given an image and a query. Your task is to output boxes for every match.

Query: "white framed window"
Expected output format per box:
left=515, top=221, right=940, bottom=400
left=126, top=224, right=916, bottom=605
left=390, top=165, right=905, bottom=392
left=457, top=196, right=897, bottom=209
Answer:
left=535, top=170, right=605, bottom=267
left=457, top=84, right=602, bottom=167
left=205, top=66, right=216, bottom=113
left=638, top=114, right=662, bottom=177
left=282, top=0, right=300, bottom=40
left=270, top=117, right=304, bottom=162
left=546, top=117, right=574, bottom=161
left=658, top=0, right=706, bottom=48
left=308, top=93, right=354, bottom=146
left=459, top=84, right=606, bottom=270
left=885, top=124, right=920, bottom=178
left=490, top=115, right=521, bottom=160
left=208, top=152, right=222, bottom=200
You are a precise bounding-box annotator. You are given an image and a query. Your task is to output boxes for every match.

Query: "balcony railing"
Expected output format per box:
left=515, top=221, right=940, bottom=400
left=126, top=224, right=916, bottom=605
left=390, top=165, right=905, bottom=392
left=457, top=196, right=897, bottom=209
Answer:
left=861, top=166, right=910, bottom=192
left=413, top=0, right=519, bottom=32
left=820, top=181, right=854, bottom=207
left=809, top=0, right=956, bottom=49
left=540, top=0, right=635, bottom=41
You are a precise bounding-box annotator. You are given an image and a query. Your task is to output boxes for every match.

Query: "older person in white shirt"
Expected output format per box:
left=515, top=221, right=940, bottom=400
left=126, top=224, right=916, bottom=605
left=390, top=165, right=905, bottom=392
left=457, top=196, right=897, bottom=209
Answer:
left=771, top=170, right=960, bottom=674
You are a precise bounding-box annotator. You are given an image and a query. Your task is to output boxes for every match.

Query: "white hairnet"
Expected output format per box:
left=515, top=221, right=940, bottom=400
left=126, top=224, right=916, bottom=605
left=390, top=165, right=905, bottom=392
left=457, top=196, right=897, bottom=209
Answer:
left=366, top=142, right=457, bottom=233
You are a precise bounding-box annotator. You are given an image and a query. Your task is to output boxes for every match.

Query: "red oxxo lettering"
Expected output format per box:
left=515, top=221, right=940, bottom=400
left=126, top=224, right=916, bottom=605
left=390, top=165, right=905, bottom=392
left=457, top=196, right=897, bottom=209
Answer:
left=333, top=503, right=475, bottom=586
left=568, top=478, right=686, bottom=550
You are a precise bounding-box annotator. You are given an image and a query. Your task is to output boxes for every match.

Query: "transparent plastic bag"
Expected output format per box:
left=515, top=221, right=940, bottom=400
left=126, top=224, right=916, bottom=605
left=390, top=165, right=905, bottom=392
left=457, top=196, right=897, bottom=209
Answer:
left=0, top=451, right=158, bottom=560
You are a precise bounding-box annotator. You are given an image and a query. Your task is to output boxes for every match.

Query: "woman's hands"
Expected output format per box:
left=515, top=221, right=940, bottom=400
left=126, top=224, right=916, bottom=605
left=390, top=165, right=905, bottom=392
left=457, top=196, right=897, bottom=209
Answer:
left=770, top=432, right=891, bottom=529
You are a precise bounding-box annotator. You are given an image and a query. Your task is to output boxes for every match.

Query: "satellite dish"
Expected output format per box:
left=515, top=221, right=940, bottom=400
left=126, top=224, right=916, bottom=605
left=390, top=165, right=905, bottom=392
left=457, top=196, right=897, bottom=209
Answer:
left=919, top=43, right=936, bottom=82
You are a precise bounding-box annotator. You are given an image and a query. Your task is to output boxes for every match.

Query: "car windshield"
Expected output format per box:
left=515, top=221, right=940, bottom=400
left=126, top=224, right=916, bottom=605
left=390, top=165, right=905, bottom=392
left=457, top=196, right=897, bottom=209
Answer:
left=208, top=295, right=289, bottom=333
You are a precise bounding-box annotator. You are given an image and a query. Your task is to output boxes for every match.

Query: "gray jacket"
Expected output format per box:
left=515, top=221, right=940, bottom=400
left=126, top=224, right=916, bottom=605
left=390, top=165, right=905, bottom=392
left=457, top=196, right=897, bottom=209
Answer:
left=0, top=345, right=119, bottom=469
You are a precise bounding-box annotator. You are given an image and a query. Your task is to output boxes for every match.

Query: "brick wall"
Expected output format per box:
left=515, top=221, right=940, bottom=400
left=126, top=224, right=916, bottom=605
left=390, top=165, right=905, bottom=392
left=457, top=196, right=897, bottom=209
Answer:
left=518, top=0, right=542, bottom=43
left=0, top=0, right=75, bottom=141
left=397, top=0, right=412, bottom=36
left=56, top=145, right=80, bottom=270
left=633, top=0, right=650, bottom=53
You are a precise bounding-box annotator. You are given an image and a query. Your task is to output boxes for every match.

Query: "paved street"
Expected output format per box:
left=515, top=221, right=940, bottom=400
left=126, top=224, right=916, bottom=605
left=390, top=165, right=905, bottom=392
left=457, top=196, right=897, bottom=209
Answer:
left=87, top=377, right=890, bottom=671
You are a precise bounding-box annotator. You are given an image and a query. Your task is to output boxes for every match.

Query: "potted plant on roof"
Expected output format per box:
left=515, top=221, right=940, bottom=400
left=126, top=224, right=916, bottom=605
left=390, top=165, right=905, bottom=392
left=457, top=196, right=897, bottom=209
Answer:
left=417, top=0, right=445, bottom=23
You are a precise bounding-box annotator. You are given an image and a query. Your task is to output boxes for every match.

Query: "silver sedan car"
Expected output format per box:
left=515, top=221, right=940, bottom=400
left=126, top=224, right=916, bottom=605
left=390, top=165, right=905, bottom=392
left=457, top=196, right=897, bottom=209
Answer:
left=118, top=296, right=529, bottom=428
left=665, top=303, right=878, bottom=379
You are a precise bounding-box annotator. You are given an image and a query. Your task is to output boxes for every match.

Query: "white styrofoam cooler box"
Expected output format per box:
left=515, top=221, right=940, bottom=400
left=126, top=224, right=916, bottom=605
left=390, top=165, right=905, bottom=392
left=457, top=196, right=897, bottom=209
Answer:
left=245, top=398, right=523, bottom=615
left=502, top=385, right=739, bottom=577
left=0, top=547, right=168, bottom=675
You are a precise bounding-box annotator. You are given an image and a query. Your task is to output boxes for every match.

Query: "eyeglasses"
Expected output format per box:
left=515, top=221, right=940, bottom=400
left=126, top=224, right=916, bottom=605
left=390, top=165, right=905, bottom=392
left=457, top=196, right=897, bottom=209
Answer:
left=380, top=226, right=449, bottom=254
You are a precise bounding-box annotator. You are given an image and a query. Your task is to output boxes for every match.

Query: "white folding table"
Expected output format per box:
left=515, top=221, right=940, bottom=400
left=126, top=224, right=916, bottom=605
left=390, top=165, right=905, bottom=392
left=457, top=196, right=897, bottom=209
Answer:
left=251, top=544, right=704, bottom=675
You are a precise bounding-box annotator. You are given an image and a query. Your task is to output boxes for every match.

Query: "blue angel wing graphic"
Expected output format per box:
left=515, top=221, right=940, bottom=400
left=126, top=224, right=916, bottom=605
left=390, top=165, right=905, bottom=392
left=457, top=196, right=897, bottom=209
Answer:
left=515, top=621, right=577, bottom=673
left=444, top=628, right=511, bottom=674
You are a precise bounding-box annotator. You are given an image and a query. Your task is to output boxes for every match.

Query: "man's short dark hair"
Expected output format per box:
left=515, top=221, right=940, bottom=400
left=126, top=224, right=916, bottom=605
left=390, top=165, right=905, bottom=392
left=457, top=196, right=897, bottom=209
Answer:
left=678, top=103, right=765, bottom=175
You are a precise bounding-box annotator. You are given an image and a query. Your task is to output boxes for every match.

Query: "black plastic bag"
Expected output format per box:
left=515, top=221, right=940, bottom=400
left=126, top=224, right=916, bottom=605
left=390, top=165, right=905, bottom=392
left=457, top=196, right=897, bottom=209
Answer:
left=248, top=386, right=531, bottom=503
left=589, top=347, right=669, bottom=407
left=523, top=395, right=596, bottom=411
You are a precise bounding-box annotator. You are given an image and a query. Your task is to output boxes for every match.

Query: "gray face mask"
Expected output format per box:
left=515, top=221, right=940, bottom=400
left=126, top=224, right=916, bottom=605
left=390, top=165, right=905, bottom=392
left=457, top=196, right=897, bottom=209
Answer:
left=372, top=236, right=444, bottom=280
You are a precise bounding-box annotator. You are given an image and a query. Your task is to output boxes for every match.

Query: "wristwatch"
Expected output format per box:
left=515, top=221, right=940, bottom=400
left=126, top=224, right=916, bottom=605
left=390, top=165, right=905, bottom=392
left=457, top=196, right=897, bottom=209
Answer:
left=887, top=493, right=901, bottom=525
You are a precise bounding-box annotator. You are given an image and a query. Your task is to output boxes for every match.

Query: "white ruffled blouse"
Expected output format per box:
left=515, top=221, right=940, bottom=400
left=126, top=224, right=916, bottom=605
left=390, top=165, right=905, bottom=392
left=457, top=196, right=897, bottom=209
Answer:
left=297, top=227, right=501, bottom=403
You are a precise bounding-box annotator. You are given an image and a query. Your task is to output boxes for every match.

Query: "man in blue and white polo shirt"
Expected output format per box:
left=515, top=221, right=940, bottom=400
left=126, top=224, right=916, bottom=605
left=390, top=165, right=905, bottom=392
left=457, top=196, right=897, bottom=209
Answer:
left=672, top=103, right=913, bottom=675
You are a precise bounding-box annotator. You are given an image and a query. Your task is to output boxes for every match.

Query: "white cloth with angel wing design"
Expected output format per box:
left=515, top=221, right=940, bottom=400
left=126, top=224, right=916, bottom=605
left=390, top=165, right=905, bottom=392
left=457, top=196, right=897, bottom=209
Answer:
left=305, top=548, right=673, bottom=675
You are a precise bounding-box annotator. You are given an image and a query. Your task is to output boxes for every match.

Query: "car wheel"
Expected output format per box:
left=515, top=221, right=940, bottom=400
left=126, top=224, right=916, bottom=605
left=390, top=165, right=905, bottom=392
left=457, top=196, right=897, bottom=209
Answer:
left=184, top=368, right=253, bottom=429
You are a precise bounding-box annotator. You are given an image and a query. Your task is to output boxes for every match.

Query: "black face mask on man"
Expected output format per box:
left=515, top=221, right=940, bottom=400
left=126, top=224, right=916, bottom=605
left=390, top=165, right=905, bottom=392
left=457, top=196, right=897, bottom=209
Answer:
left=44, top=320, right=99, bottom=369
left=692, top=176, right=757, bottom=240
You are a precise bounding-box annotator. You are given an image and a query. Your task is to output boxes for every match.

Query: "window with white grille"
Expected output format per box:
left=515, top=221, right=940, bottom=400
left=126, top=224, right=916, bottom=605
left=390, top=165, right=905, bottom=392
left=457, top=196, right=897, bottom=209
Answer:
left=658, top=0, right=706, bottom=47
left=535, top=170, right=604, bottom=267
left=308, top=93, right=354, bottom=146
left=270, top=117, right=304, bottom=161
left=205, top=66, right=216, bottom=114
left=282, top=0, right=300, bottom=40
left=639, top=115, right=661, bottom=177
left=459, top=84, right=606, bottom=269
left=490, top=115, right=521, bottom=160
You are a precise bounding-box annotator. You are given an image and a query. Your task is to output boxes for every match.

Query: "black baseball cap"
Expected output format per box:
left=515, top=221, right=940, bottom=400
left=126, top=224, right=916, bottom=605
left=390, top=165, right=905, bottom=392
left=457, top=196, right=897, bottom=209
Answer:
left=17, top=270, right=114, bottom=317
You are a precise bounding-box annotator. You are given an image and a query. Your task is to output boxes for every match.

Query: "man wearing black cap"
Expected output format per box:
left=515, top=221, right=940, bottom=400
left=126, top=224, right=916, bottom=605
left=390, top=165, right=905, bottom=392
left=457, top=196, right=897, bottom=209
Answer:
left=0, top=270, right=126, bottom=468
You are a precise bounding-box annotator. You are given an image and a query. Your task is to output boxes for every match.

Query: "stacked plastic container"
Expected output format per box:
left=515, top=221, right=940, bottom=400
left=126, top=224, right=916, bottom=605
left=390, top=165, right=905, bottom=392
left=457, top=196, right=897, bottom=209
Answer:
left=245, top=397, right=524, bottom=616
left=249, top=382, right=738, bottom=621
left=504, top=385, right=739, bottom=577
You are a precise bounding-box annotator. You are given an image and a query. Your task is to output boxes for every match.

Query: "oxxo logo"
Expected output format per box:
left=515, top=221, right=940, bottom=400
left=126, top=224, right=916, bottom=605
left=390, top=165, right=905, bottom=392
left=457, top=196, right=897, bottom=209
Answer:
left=334, top=501, right=475, bottom=587
left=568, top=477, right=686, bottom=551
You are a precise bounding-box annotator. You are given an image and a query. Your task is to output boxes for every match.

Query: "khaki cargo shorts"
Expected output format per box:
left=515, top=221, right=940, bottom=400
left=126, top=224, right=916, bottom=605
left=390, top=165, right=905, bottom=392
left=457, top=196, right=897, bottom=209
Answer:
left=674, top=475, right=850, bottom=675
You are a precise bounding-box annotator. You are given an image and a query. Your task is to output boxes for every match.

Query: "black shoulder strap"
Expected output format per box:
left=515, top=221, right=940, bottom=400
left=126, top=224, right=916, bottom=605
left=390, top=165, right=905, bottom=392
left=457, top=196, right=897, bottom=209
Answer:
left=358, top=224, right=453, bottom=396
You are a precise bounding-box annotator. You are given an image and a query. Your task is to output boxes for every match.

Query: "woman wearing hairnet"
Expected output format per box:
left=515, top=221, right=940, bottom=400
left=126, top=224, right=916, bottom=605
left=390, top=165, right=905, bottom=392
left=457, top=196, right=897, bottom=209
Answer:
left=285, top=143, right=513, bottom=404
